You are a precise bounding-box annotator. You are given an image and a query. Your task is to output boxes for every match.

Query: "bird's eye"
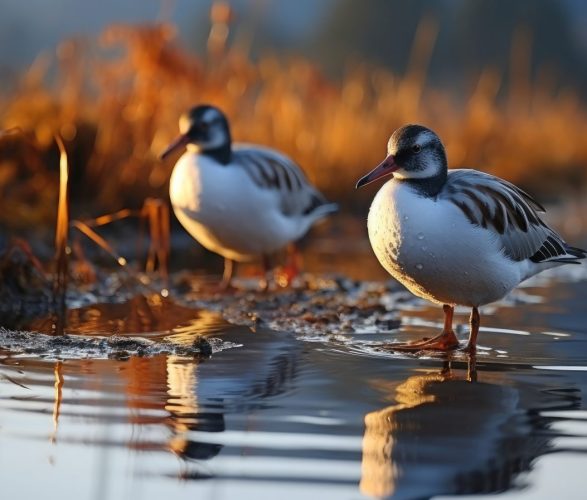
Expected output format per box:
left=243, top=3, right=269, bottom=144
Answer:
left=412, top=144, right=422, bottom=153
left=200, top=122, right=209, bottom=131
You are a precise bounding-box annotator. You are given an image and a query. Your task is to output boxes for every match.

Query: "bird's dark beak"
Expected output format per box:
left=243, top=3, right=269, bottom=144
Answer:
left=160, top=133, right=190, bottom=160
left=355, top=154, right=398, bottom=188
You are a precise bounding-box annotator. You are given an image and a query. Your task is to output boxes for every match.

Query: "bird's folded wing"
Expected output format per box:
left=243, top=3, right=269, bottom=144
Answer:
left=234, top=145, right=330, bottom=217
left=443, top=169, right=572, bottom=263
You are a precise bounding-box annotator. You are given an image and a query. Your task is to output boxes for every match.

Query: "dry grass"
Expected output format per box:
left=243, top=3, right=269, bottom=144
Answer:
left=1, top=18, right=587, bottom=230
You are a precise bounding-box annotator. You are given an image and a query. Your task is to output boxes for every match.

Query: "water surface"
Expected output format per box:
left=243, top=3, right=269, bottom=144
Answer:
left=1, top=267, right=586, bottom=499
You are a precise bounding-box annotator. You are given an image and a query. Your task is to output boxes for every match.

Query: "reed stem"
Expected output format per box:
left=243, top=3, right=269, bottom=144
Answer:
left=53, top=135, right=69, bottom=335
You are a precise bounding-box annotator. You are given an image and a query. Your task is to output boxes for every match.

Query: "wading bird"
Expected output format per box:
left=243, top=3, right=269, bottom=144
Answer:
left=356, top=125, right=586, bottom=351
left=161, top=105, right=337, bottom=289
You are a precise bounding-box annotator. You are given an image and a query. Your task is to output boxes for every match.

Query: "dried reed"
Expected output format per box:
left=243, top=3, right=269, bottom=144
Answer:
left=1, top=18, right=586, bottom=229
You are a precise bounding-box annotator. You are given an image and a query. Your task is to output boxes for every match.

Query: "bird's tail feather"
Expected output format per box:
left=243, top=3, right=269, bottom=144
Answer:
left=564, top=244, right=587, bottom=260
left=546, top=244, right=587, bottom=264
left=532, top=243, right=586, bottom=266
left=309, top=202, right=338, bottom=221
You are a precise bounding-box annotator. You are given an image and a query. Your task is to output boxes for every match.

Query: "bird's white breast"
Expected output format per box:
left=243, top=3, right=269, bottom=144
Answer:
left=169, top=153, right=300, bottom=261
left=367, top=180, right=524, bottom=306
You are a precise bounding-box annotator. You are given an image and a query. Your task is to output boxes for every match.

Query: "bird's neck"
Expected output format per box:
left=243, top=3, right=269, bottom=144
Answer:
left=201, top=142, right=232, bottom=165
left=400, top=168, right=448, bottom=197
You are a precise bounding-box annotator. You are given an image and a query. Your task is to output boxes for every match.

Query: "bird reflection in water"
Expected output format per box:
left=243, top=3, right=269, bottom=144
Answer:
left=165, top=356, right=225, bottom=463
left=162, top=342, right=298, bottom=467
left=102, top=299, right=300, bottom=469
left=36, top=292, right=298, bottom=472
left=360, top=355, right=555, bottom=499
left=106, top=305, right=229, bottom=462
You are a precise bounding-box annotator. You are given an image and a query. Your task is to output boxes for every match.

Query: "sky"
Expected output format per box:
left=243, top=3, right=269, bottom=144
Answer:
left=0, top=0, right=332, bottom=71
left=1, top=0, right=587, bottom=89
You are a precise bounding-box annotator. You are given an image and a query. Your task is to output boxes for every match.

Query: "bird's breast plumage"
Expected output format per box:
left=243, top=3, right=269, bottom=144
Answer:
left=367, top=179, right=524, bottom=306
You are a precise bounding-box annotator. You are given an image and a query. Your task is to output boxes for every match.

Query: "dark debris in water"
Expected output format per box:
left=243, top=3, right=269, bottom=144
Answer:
left=2, top=263, right=581, bottom=363
left=175, top=273, right=407, bottom=336
left=0, top=270, right=408, bottom=362
left=0, top=328, right=229, bottom=360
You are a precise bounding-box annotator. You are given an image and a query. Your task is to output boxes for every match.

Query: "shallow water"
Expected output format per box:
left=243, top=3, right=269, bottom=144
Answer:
left=1, top=266, right=587, bottom=499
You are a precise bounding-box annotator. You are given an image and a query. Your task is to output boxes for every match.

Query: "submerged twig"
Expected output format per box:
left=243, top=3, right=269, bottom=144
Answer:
left=82, top=208, right=141, bottom=228
left=72, top=198, right=170, bottom=278
left=71, top=220, right=128, bottom=267
left=71, top=217, right=168, bottom=298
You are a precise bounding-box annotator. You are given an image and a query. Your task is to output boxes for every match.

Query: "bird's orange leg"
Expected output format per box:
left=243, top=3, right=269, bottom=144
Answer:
left=467, top=351, right=478, bottom=382
left=218, top=258, right=236, bottom=291
left=275, top=243, right=302, bottom=287
left=390, top=304, right=460, bottom=352
left=202, top=258, right=237, bottom=293
left=464, top=307, right=480, bottom=353
left=259, top=254, right=272, bottom=292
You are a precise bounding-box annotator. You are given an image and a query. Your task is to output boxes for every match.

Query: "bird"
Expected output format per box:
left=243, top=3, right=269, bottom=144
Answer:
left=160, top=104, right=337, bottom=289
left=356, top=124, right=586, bottom=352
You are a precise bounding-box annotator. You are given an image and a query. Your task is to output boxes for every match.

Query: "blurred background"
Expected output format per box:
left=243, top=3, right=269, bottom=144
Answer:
left=1, top=0, right=587, bottom=243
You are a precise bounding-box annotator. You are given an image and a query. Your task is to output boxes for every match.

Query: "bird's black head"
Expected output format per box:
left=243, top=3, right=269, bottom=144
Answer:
left=388, top=125, right=447, bottom=179
left=160, top=105, right=232, bottom=164
left=356, top=125, right=448, bottom=195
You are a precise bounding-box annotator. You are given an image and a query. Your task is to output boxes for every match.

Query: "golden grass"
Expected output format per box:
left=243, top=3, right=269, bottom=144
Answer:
left=1, top=19, right=587, bottom=229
